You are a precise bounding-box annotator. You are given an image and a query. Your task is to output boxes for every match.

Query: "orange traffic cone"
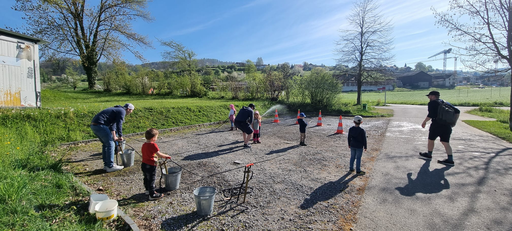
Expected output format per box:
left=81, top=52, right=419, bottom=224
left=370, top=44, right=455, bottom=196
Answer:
left=273, top=109, right=280, bottom=123
left=295, top=109, right=300, bottom=124
left=335, top=115, right=344, bottom=134
left=316, top=110, right=323, bottom=126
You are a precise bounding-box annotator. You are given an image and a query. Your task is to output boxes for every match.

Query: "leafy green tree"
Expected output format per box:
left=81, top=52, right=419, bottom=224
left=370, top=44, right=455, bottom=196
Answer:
left=247, top=72, right=265, bottom=99
left=245, top=60, right=257, bottom=74
left=302, top=68, right=341, bottom=108
left=13, top=0, right=153, bottom=90
left=415, top=62, right=427, bottom=72
left=263, top=71, right=284, bottom=100
left=336, top=0, right=394, bottom=105
left=103, top=59, right=129, bottom=92
left=227, top=64, right=237, bottom=71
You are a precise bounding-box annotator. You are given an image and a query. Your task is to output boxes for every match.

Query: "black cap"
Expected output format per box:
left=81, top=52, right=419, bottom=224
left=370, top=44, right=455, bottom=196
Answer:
left=426, top=91, right=440, bottom=96
left=248, top=103, right=255, bottom=109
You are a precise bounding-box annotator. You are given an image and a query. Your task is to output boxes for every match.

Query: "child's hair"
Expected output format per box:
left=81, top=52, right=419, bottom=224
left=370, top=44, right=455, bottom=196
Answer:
left=254, top=110, right=260, bottom=118
left=145, top=128, right=159, bottom=140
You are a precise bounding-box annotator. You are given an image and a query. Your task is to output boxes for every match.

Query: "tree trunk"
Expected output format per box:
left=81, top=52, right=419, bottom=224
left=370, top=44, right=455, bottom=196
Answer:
left=82, top=56, right=98, bottom=90
left=356, top=62, right=363, bottom=105
left=509, top=75, right=512, bottom=131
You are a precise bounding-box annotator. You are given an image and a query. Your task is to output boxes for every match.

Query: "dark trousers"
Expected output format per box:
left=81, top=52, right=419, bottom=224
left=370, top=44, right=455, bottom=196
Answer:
left=141, top=163, right=157, bottom=193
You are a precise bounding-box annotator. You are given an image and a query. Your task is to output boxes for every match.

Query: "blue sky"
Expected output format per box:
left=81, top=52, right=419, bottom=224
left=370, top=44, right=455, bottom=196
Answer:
left=1, top=0, right=457, bottom=70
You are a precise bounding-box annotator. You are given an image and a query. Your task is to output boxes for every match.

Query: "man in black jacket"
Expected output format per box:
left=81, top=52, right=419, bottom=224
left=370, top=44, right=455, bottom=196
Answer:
left=419, top=91, right=454, bottom=166
left=235, top=103, right=255, bottom=148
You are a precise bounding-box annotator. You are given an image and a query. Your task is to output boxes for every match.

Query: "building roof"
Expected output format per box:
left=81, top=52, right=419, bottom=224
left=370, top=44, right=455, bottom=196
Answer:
left=0, top=28, right=47, bottom=43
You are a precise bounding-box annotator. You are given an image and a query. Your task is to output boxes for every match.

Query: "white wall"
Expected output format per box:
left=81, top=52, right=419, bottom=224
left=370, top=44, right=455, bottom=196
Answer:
left=0, top=35, right=41, bottom=107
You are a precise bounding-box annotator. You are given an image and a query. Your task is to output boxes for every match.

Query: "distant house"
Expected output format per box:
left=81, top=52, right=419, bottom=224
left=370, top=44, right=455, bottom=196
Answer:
left=431, top=73, right=456, bottom=87
left=0, top=28, right=46, bottom=107
left=334, top=73, right=395, bottom=92
left=396, top=71, right=432, bottom=88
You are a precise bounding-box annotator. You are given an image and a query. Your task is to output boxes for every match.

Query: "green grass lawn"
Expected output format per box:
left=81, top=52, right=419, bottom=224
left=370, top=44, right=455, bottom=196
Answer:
left=339, top=87, right=511, bottom=106
left=465, top=107, right=512, bottom=143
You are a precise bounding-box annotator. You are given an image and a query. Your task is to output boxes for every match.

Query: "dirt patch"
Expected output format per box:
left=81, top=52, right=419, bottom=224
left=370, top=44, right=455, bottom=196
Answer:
left=64, top=115, right=389, bottom=230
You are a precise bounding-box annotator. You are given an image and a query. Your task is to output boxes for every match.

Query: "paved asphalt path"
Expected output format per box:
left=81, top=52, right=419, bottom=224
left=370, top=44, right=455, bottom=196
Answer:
left=356, top=104, right=512, bottom=231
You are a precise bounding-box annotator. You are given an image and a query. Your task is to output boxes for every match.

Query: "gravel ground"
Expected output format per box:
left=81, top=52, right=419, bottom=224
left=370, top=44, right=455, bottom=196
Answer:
left=65, top=115, right=389, bottom=230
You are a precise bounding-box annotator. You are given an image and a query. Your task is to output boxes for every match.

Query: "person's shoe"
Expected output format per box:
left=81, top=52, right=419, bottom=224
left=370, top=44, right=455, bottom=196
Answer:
left=229, top=128, right=233, bottom=131
left=105, top=164, right=124, bottom=172
left=149, top=192, right=163, bottom=200
left=244, top=143, right=251, bottom=148
left=419, top=152, right=432, bottom=159
left=438, top=159, right=455, bottom=166
left=257, top=141, right=261, bottom=143
left=357, top=171, right=366, bottom=175
left=349, top=169, right=355, bottom=173
left=300, top=143, right=307, bottom=146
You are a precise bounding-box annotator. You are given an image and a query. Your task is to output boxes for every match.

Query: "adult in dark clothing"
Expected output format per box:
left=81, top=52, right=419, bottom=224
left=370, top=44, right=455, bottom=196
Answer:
left=235, top=103, right=255, bottom=148
left=91, top=103, right=135, bottom=172
left=419, top=91, right=454, bottom=166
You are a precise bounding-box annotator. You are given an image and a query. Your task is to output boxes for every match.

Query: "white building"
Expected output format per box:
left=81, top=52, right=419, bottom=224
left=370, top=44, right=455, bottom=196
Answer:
left=0, top=28, right=46, bottom=107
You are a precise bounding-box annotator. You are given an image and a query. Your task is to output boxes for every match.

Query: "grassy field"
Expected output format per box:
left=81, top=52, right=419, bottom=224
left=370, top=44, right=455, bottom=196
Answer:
left=465, top=107, right=512, bottom=143
left=339, top=87, right=511, bottom=106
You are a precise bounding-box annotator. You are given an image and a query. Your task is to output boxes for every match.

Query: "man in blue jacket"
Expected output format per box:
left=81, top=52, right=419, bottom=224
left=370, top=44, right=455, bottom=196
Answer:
left=91, top=103, right=134, bottom=172
left=235, top=103, right=255, bottom=148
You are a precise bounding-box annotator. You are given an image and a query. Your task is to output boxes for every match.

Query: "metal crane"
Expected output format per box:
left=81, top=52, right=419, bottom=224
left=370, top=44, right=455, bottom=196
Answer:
left=428, top=48, right=452, bottom=73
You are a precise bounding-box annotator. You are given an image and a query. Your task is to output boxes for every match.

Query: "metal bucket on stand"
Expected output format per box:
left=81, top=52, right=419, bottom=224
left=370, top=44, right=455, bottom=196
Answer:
left=164, top=166, right=182, bottom=191
left=120, top=149, right=135, bottom=167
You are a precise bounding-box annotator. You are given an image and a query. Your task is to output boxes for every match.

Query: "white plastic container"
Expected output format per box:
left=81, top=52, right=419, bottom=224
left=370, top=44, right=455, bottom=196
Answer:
left=89, top=194, right=109, bottom=214
left=95, top=199, right=118, bottom=222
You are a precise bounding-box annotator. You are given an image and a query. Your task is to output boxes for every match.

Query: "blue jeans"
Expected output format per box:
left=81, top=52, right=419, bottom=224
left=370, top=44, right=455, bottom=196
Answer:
left=350, top=147, right=364, bottom=172
left=90, top=125, right=115, bottom=168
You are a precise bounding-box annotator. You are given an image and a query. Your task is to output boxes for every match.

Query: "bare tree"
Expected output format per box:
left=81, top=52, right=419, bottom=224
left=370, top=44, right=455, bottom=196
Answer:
left=432, top=0, right=512, bottom=130
left=160, top=40, right=197, bottom=75
left=336, top=0, right=394, bottom=105
left=13, top=0, right=153, bottom=90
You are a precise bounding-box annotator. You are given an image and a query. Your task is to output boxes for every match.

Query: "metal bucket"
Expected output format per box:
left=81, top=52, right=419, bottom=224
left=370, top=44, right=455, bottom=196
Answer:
left=120, top=149, right=135, bottom=167
left=193, top=186, right=216, bottom=216
left=164, top=167, right=182, bottom=191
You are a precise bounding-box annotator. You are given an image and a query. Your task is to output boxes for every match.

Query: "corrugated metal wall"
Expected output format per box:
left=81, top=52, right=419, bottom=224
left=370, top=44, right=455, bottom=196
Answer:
left=0, top=36, right=41, bottom=107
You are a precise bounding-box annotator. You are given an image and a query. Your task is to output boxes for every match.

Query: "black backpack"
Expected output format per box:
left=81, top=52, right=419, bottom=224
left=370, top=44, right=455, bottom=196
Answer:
left=436, top=99, right=460, bottom=127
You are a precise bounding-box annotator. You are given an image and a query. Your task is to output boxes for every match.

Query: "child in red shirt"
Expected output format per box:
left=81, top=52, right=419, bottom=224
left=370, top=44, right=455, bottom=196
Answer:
left=141, top=128, right=171, bottom=200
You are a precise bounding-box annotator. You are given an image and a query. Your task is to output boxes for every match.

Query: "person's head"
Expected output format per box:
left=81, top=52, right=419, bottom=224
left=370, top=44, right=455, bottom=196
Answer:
left=353, top=115, right=363, bottom=125
left=248, top=103, right=255, bottom=110
left=124, top=103, right=135, bottom=115
left=145, top=128, right=159, bottom=141
left=254, top=110, right=260, bottom=119
left=426, top=91, right=440, bottom=100
left=229, top=104, right=235, bottom=111
left=299, top=112, right=306, bottom=119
